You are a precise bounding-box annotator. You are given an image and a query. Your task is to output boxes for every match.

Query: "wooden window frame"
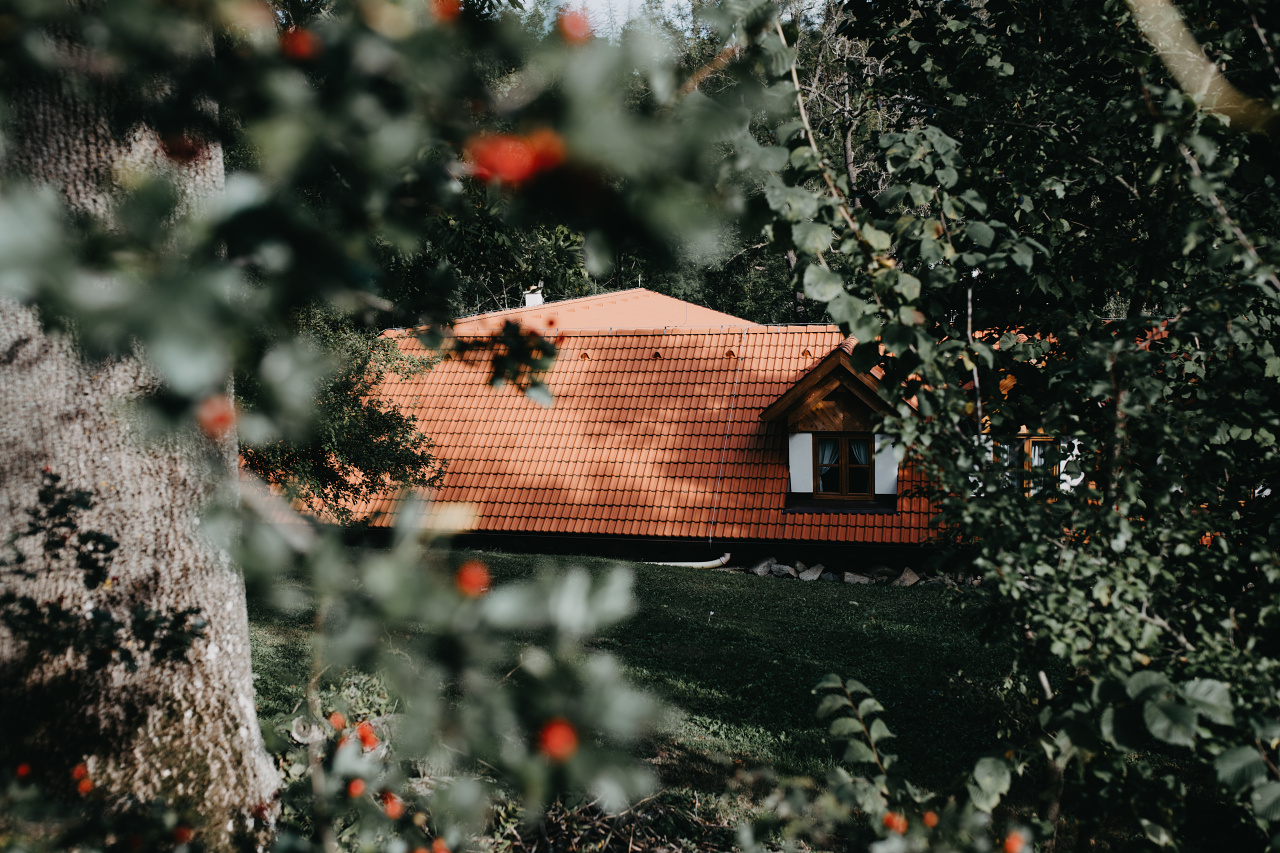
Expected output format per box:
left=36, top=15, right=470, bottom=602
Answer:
left=991, top=436, right=1060, bottom=495
left=812, top=432, right=875, bottom=500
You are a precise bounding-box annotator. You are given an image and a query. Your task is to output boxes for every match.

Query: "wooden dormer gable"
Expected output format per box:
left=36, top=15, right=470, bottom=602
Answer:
left=759, top=344, right=891, bottom=431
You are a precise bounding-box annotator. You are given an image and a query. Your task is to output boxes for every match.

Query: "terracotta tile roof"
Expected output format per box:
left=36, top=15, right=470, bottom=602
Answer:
left=448, top=288, right=759, bottom=334
left=357, top=323, right=935, bottom=545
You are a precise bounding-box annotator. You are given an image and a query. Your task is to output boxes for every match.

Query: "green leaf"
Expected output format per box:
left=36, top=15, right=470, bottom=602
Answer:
left=817, top=693, right=853, bottom=719
left=830, top=716, right=862, bottom=738
left=1216, top=746, right=1268, bottom=792
left=862, top=226, right=892, bottom=251
left=966, top=221, right=996, bottom=248
left=895, top=273, right=921, bottom=301
left=857, top=697, right=885, bottom=717
left=815, top=673, right=843, bottom=690
left=793, top=222, right=834, bottom=255
left=844, top=678, right=872, bottom=695
left=868, top=717, right=894, bottom=744
left=935, top=166, right=958, bottom=188
left=1126, top=670, right=1172, bottom=701
left=1144, top=700, right=1197, bottom=747
left=972, top=756, right=1011, bottom=796
left=1182, top=679, right=1234, bottom=726
left=843, top=739, right=878, bottom=764
left=804, top=265, right=845, bottom=302
left=1253, top=782, right=1280, bottom=822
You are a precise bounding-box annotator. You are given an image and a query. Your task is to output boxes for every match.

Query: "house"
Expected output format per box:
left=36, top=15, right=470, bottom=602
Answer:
left=356, top=289, right=937, bottom=563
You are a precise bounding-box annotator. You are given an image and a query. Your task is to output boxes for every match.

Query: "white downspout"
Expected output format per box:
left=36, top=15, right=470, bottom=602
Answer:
left=648, top=553, right=731, bottom=569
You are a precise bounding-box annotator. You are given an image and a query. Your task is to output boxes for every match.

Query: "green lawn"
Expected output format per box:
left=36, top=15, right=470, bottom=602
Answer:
left=249, top=547, right=1014, bottom=796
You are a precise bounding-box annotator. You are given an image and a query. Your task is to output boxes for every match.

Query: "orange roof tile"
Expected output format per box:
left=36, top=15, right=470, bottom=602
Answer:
left=448, top=288, right=759, bottom=335
left=355, top=302, right=934, bottom=545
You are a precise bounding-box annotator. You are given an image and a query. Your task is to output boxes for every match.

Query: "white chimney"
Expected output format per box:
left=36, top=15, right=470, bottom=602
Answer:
left=523, top=281, right=544, bottom=307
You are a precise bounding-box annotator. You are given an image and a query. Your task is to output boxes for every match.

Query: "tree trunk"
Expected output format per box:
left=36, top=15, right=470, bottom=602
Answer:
left=0, top=44, right=279, bottom=852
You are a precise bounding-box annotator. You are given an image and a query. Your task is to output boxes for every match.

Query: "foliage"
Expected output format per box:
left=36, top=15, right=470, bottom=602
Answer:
left=0, top=0, right=784, bottom=847
left=239, top=305, right=444, bottom=525
left=730, top=0, right=1280, bottom=847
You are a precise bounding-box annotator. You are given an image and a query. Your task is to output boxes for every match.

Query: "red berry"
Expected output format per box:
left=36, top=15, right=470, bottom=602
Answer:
left=328, top=711, right=346, bottom=730
left=77, top=777, right=93, bottom=794
left=537, top=717, right=579, bottom=762
left=347, top=778, right=366, bottom=798
left=525, top=127, right=566, bottom=174
left=15, top=763, right=30, bottom=779
left=71, top=763, right=89, bottom=781
left=922, top=810, right=938, bottom=829
left=431, top=0, right=460, bottom=22
left=557, top=7, right=591, bottom=43
left=464, top=135, right=536, bottom=186
left=455, top=560, right=491, bottom=597
left=882, top=812, right=907, bottom=834
left=432, top=839, right=450, bottom=853
left=1004, top=831, right=1027, bottom=853
left=173, top=826, right=195, bottom=844
left=381, top=791, right=405, bottom=819
left=357, top=720, right=378, bottom=750
left=280, top=26, right=322, bottom=61
left=196, top=395, right=235, bottom=440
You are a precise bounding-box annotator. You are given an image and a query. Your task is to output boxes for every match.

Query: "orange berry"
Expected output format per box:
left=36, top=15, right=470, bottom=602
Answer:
left=432, top=839, right=450, bottom=853
left=537, top=717, right=579, bottom=762
left=173, top=826, right=195, bottom=844
left=557, top=6, right=591, bottom=43
left=347, top=778, right=366, bottom=797
left=431, top=0, right=460, bottom=22
left=464, top=135, right=536, bottom=186
left=1004, top=830, right=1027, bottom=853
left=196, top=395, right=235, bottom=440
left=922, top=810, right=938, bottom=828
left=328, top=711, right=346, bottom=730
left=525, top=127, right=566, bottom=174
left=77, top=777, right=93, bottom=794
left=881, top=812, right=907, bottom=834
left=357, top=720, right=379, bottom=750
left=280, top=26, right=322, bottom=61
left=71, top=763, right=89, bottom=781
left=381, top=791, right=405, bottom=819
left=15, top=763, right=30, bottom=779
left=455, top=560, right=491, bottom=597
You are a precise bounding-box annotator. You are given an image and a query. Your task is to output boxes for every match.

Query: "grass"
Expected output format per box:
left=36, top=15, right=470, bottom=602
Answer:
left=247, top=547, right=1015, bottom=802
left=448, top=550, right=1014, bottom=793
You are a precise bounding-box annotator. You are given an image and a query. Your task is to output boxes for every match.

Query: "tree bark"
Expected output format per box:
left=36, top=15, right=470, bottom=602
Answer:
left=0, top=43, right=279, bottom=852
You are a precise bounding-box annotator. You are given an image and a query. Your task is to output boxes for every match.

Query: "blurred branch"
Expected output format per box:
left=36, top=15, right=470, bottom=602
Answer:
left=1127, top=0, right=1280, bottom=135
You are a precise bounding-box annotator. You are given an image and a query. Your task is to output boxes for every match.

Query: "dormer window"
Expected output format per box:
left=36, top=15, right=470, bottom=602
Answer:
left=815, top=434, right=874, bottom=499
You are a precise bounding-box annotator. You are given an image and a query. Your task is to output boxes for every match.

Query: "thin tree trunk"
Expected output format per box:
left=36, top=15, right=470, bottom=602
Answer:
left=0, top=42, right=278, bottom=852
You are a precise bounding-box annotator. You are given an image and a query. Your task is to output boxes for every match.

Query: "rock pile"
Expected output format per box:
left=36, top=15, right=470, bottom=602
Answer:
left=732, top=557, right=980, bottom=588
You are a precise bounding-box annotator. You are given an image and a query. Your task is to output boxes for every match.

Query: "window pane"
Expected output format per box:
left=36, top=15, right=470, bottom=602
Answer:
left=848, top=467, right=870, bottom=495
left=848, top=437, right=871, bottom=465
left=817, top=438, right=840, bottom=466
left=818, top=466, right=841, bottom=493
left=1029, top=441, right=1047, bottom=468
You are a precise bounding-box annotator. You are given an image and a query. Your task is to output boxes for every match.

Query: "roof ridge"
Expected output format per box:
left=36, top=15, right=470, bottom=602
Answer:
left=451, top=287, right=654, bottom=324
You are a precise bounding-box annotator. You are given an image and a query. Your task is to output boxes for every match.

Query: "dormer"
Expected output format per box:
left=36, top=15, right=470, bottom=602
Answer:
left=760, top=340, right=900, bottom=509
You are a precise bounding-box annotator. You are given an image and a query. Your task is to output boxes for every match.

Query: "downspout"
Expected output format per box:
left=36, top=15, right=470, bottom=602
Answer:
left=649, top=553, right=731, bottom=568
